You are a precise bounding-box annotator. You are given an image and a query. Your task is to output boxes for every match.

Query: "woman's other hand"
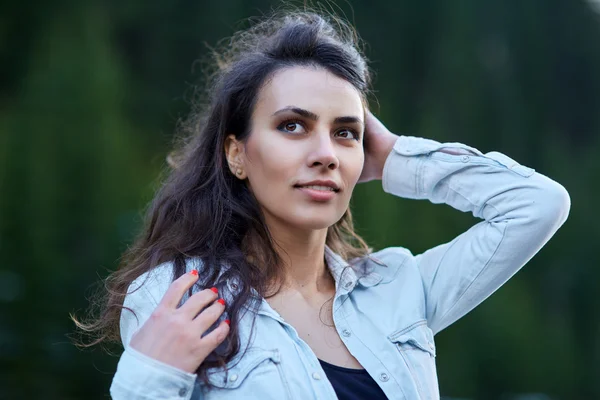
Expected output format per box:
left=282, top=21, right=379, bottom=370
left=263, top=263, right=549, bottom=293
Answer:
left=128, top=271, right=230, bottom=374
left=358, top=111, right=398, bottom=183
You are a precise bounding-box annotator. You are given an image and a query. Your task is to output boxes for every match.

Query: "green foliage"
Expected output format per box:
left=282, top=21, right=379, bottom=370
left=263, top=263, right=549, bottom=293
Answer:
left=1, top=1, right=598, bottom=398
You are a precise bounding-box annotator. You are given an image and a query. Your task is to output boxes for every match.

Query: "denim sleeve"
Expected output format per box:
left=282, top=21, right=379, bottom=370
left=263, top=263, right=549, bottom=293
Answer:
left=382, top=135, right=571, bottom=335
left=110, top=274, right=198, bottom=399
left=110, top=346, right=198, bottom=399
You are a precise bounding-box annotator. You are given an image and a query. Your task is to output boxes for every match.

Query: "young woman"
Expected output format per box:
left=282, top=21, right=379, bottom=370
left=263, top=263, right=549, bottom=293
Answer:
left=78, top=10, right=570, bottom=400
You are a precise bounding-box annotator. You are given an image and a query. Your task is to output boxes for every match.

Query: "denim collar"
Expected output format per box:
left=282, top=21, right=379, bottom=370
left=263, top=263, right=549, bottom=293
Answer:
left=324, top=245, right=383, bottom=291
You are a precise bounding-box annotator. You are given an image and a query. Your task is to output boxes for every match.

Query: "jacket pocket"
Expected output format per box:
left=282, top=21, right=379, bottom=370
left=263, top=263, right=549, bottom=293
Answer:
left=388, top=320, right=439, bottom=400
left=204, top=348, right=291, bottom=399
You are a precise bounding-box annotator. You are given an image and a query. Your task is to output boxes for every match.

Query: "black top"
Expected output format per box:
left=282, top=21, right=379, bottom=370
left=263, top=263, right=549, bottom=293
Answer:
left=318, top=359, right=388, bottom=399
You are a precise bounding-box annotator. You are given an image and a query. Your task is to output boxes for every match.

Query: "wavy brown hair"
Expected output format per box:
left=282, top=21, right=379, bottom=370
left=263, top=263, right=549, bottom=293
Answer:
left=73, top=7, right=374, bottom=391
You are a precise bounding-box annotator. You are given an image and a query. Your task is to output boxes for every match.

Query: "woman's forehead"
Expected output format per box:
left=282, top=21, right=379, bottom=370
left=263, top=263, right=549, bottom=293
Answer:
left=254, top=66, right=364, bottom=118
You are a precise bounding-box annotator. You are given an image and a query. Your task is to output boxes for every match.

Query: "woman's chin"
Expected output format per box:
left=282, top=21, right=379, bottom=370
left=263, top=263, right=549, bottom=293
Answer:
left=287, top=212, right=345, bottom=231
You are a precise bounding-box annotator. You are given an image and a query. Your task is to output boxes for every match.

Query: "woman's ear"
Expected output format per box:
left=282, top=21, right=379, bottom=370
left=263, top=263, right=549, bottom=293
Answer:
left=224, top=134, right=247, bottom=179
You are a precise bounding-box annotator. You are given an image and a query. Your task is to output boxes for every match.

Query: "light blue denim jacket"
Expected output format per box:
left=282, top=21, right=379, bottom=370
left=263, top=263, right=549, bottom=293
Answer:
left=110, top=135, right=570, bottom=400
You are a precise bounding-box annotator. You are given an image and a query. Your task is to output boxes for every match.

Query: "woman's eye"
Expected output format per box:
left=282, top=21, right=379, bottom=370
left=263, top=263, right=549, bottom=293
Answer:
left=335, top=129, right=360, bottom=140
left=277, top=121, right=305, bottom=134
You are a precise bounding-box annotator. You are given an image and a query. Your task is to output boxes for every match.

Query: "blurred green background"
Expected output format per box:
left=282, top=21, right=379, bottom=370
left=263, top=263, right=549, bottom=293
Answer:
left=1, top=0, right=598, bottom=399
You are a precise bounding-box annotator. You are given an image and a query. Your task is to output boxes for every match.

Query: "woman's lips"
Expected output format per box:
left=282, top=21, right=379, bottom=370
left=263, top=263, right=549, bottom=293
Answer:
left=294, top=186, right=338, bottom=201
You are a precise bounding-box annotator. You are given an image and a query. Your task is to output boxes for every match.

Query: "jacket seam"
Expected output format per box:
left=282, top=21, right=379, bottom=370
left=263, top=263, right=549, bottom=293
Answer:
left=390, top=319, right=428, bottom=338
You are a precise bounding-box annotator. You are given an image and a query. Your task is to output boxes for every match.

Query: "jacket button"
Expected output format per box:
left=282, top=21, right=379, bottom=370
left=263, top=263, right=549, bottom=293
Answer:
left=342, top=329, right=351, bottom=337
left=312, top=372, right=322, bottom=380
left=178, top=387, right=188, bottom=397
left=344, top=281, right=354, bottom=289
left=379, top=372, right=389, bottom=382
left=229, top=374, right=238, bottom=382
left=461, top=155, right=470, bottom=163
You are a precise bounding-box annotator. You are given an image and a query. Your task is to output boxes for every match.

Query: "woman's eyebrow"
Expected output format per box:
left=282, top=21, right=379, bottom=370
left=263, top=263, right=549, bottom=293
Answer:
left=333, top=116, right=364, bottom=127
left=272, top=106, right=364, bottom=126
left=272, top=106, right=318, bottom=120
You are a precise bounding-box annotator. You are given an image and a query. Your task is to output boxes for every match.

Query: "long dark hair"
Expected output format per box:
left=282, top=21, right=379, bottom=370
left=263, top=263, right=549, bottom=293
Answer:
left=73, top=8, right=373, bottom=390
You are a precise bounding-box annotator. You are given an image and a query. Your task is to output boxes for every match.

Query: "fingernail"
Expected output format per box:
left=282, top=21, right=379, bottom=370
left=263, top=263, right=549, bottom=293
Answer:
left=210, top=287, right=218, bottom=294
left=190, top=270, right=198, bottom=276
left=217, top=299, right=226, bottom=306
left=224, top=319, right=230, bottom=325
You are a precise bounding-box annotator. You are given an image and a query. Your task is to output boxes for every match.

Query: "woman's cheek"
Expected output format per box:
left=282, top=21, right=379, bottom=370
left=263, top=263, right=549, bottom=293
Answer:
left=346, top=152, right=365, bottom=187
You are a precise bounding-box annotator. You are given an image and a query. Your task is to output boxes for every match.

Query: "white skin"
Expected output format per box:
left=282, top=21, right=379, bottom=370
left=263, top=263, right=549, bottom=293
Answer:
left=130, top=65, right=398, bottom=373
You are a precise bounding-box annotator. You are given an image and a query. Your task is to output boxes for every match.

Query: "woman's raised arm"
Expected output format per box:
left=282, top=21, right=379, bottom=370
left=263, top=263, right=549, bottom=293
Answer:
left=380, top=132, right=570, bottom=335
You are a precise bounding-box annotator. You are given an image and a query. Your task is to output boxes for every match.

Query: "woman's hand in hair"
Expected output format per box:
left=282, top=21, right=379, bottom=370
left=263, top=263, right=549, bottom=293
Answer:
left=128, top=271, right=230, bottom=374
left=358, top=111, right=398, bottom=183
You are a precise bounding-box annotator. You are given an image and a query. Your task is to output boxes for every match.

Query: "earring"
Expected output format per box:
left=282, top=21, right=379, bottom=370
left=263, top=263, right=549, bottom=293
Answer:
left=236, top=169, right=243, bottom=176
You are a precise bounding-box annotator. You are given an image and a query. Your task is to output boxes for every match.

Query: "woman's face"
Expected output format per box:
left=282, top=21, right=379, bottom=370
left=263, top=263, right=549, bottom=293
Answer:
left=230, top=66, right=365, bottom=232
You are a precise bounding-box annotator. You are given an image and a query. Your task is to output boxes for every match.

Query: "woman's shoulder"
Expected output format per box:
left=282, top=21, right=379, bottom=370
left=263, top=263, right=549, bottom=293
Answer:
left=351, top=246, right=418, bottom=284
left=126, top=257, right=204, bottom=306
left=369, top=246, right=415, bottom=262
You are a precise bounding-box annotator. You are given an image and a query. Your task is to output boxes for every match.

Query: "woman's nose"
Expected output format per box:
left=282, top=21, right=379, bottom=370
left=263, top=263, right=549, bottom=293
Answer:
left=307, top=134, right=339, bottom=170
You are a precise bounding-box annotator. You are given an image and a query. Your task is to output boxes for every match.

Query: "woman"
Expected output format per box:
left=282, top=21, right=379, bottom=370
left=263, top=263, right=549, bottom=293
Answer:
left=77, top=10, right=570, bottom=400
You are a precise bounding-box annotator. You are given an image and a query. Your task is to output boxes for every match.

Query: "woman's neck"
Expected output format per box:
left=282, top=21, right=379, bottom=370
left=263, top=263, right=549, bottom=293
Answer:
left=266, top=217, right=334, bottom=297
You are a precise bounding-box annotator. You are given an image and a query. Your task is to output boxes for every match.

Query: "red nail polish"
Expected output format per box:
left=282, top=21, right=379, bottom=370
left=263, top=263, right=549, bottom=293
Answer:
left=210, top=287, right=218, bottom=294
left=190, top=270, right=198, bottom=276
left=217, top=299, right=226, bottom=306
left=224, top=319, right=230, bottom=325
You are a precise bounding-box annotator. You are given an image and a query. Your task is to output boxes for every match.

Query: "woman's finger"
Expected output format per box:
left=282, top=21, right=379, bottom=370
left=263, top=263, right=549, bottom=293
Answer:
left=192, top=298, right=227, bottom=333
left=194, top=320, right=231, bottom=361
left=157, top=270, right=199, bottom=309
left=177, top=287, right=219, bottom=318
